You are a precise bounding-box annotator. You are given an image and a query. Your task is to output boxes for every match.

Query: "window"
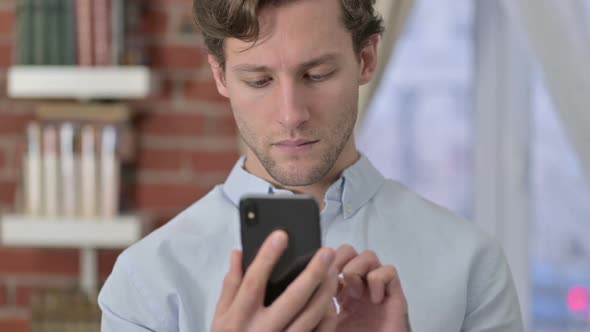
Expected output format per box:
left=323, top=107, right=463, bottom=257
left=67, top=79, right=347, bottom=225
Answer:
left=358, top=0, right=474, bottom=218
left=360, top=0, right=590, bottom=330
left=531, top=73, right=590, bottom=331
left=530, top=2, right=590, bottom=329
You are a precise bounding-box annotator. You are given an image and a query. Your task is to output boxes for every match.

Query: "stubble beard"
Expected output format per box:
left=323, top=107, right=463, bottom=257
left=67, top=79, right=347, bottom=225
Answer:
left=237, top=107, right=357, bottom=187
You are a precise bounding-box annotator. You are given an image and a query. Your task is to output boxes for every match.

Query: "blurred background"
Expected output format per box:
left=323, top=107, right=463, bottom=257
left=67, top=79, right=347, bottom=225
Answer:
left=0, top=0, right=588, bottom=331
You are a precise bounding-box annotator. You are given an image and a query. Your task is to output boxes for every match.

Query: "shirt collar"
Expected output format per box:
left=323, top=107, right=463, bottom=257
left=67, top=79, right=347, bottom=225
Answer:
left=222, top=155, right=385, bottom=219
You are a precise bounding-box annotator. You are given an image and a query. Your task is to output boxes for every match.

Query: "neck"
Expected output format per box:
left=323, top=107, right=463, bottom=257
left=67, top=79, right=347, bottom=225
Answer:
left=243, top=141, right=360, bottom=209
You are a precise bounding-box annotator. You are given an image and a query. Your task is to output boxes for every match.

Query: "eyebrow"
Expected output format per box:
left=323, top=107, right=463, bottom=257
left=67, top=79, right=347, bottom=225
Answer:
left=231, top=53, right=340, bottom=73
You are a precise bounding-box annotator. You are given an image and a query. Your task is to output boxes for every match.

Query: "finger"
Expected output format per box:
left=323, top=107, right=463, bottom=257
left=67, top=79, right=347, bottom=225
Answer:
left=285, top=266, right=338, bottom=332
left=384, top=266, right=406, bottom=300
left=215, top=250, right=243, bottom=313
left=340, top=273, right=364, bottom=300
left=266, top=247, right=335, bottom=330
left=333, top=244, right=358, bottom=272
left=314, top=295, right=339, bottom=332
left=234, top=230, right=288, bottom=308
left=333, top=245, right=357, bottom=296
left=339, top=250, right=381, bottom=301
left=367, top=266, right=397, bottom=304
left=341, top=250, right=381, bottom=278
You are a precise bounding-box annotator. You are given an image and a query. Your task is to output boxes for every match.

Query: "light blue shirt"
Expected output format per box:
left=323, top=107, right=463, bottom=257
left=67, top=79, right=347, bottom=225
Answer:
left=99, top=156, right=523, bottom=331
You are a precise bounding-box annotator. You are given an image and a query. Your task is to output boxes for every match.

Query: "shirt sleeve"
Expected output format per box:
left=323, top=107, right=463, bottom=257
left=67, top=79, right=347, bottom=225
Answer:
left=461, top=238, right=525, bottom=332
left=98, top=255, right=175, bottom=332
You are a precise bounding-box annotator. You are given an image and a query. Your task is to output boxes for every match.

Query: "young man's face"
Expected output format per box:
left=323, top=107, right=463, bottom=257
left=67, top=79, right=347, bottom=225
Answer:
left=210, top=0, right=378, bottom=186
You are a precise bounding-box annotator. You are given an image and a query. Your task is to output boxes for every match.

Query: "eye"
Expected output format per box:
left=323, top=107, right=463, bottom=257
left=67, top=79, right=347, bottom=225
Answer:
left=245, top=77, right=272, bottom=88
left=306, top=71, right=334, bottom=82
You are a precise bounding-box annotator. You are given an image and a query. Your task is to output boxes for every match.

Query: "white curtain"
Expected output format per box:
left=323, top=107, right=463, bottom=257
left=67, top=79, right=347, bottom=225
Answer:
left=499, top=0, right=590, bottom=179
left=356, top=0, right=414, bottom=130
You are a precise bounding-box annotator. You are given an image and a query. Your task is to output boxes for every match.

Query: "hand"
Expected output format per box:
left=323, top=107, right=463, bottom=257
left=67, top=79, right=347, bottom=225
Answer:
left=211, top=230, right=340, bottom=332
left=333, top=245, right=411, bottom=332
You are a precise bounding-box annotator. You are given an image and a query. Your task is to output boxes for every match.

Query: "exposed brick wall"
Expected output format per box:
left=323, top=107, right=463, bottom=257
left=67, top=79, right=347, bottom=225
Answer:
left=0, top=0, right=239, bottom=330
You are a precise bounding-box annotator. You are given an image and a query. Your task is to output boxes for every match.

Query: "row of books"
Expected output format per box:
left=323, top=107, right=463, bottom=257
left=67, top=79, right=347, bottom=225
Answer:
left=31, top=288, right=100, bottom=332
left=23, top=121, right=121, bottom=219
left=15, top=0, right=144, bottom=66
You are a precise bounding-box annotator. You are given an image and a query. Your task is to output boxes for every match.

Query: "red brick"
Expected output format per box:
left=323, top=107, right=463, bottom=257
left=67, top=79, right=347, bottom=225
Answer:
left=175, top=10, right=200, bottom=38
left=212, top=113, right=237, bottom=136
left=0, top=142, right=25, bottom=174
left=184, top=78, right=227, bottom=103
left=99, top=249, right=122, bottom=280
left=0, top=112, right=33, bottom=135
left=150, top=0, right=192, bottom=6
left=0, top=76, right=7, bottom=98
left=0, top=248, right=79, bottom=276
left=150, top=211, right=179, bottom=229
left=0, top=44, right=13, bottom=68
left=190, top=151, right=239, bottom=173
left=0, top=11, right=15, bottom=36
left=0, top=179, right=16, bottom=206
left=0, top=150, right=5, bottom=170
left=150, top=45, right=206, bottom=69
left=143, top=7, right=168, bottom=36
left=0, top=284, right=6, bottom=306
left=134, top=183, right=208, bottom=211
left=15, top=286, right=31, bottom=307
left=137, top=113, right=205, bottom=136
left=11, top=141, right=26, bottom=170
left=151, top=75, right=177, bottom=101
left=137, top=149, right=185, bottom=171
left=0, top=319, right=30, bottom=332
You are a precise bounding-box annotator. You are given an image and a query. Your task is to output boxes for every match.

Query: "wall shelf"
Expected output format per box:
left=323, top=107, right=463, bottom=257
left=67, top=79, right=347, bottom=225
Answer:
left=0, top=215, right=143, bottom=249
left=0, top=214, right=148, bottom=295
left=7, top=66, right=151, bottom=100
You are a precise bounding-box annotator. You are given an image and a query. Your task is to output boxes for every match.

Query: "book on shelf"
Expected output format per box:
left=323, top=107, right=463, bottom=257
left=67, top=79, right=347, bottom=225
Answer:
left=76, top=0, right=93, bottom=66
left=16, top=0, right=33, bottom=65
left=32, top=0, right=45, bottom=65
left=15, top=0, right=144, bottom=66
left=111, top=0, right=125, bottom=67
left=93, top=0, right=112, bottom=66
left=31, top=288, right=101, bottom=332
left=45, top=0, right=61, bottom=65
left=62, top=0, right=77, bottom=65
left=20, top=103, right=133, bottom=221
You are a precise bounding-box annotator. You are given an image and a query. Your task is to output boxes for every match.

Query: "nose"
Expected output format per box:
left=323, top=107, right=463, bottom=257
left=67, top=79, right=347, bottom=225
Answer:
left=276, top=80, right=310, bottom=130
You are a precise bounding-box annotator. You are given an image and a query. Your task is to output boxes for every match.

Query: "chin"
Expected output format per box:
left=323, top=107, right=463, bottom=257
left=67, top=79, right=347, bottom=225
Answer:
left=271, top=173, right=317, bottom=187
left=269, top=159, right=330, bottom=187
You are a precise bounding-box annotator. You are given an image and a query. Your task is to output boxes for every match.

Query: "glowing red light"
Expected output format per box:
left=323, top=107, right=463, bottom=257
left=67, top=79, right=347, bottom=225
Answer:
left=567, top=286, right=589, bottom=313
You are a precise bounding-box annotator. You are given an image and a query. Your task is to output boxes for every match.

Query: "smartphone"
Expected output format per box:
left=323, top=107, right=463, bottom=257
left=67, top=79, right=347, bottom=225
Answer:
left=239, top=194, right=321, bottom=306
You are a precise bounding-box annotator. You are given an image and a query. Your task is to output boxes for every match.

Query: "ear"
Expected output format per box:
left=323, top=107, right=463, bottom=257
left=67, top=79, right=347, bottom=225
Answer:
left=208, top=54, right=229, bottom=98
left=358, top=34, right=380, bottom=85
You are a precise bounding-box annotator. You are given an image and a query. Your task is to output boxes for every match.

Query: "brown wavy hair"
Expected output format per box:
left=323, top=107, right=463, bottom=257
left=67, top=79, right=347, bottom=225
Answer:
left=193, top=0, right=384, bottom=69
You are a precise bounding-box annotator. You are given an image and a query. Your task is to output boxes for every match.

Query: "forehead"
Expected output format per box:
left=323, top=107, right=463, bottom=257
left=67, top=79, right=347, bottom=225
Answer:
left=224, top=0, right=354, bottom=69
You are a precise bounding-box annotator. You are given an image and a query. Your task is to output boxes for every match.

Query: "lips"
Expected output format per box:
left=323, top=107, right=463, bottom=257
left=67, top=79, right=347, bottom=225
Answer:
left=274, top=139, right=319, bottom=147
left=273, top=139, right=319, bottom=153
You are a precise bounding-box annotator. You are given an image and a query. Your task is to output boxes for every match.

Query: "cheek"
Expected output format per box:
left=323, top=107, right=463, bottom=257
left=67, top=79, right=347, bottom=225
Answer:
left=309, top=80, right=358, bottom=119
left=229, top=93, right=272, bottom=140
left=228, top=82, right=274, bottom=116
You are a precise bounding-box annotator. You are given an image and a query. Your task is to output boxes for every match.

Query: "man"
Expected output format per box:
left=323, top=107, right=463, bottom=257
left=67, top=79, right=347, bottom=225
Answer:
left=99, top=0, right=524, bottom=330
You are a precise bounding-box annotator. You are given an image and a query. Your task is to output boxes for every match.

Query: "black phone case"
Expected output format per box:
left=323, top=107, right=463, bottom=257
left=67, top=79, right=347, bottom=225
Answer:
left=239, top=195, right=321, bottom=306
